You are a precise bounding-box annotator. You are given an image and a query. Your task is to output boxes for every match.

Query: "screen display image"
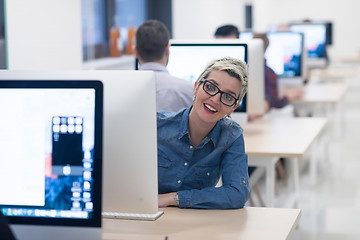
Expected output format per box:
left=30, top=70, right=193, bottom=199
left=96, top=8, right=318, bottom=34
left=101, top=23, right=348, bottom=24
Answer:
left=0, top=79, right=103, bottom=240
left=0, top=87, right=97, bottom=218
left=167, top=43, right=247, bottom=84
left=266, top=32, right=303, bottom=78
left=166, top=42, right=247, bottom=113
left=290, top=24, right=327, bottom=59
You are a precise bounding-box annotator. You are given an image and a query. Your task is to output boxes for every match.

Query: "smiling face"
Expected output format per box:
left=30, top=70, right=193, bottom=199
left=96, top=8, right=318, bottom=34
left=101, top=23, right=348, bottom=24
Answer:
left=190, top=70, right=242, bottom=127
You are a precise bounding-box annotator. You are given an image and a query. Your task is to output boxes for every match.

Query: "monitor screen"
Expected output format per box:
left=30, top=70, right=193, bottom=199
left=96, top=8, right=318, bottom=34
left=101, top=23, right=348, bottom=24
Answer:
left=266, top=31, right=304, bottom=78
left=0, top=79, right=103, bottom=240
left=167, top=42, right=247, bottom=84
left=166, top=41, right=248, bottom=114
left=290, top=23, right=327, bottom=59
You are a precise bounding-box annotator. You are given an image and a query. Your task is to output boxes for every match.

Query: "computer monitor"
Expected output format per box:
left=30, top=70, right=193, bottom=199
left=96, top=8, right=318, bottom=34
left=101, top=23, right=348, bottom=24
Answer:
left=266, top=31, right=306, bottom=85
left=289, top=23, right=328, bottom=68
left=0, top=78, right=103, bottom=240
left=0, top=70, right=161, bottom=221
left=164, top=39, right=249, bottom=123
left=239, top=38, right=266, bottom=115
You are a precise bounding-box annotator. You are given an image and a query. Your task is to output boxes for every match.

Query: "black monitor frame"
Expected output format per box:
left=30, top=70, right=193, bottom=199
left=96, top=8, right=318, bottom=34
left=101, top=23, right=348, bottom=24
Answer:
left=0, top=80, right=103, bottom=228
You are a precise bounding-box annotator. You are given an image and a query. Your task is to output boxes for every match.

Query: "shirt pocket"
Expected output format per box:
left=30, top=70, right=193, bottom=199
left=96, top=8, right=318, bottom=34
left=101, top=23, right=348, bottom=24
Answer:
left=157, top=150, right=174, bottom=182
left=194, top=165, right=220, bottom=188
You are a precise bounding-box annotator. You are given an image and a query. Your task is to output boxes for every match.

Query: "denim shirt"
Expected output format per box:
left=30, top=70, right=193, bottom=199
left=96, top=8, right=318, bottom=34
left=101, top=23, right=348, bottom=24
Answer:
left=157, top=107, right=249, bottom=209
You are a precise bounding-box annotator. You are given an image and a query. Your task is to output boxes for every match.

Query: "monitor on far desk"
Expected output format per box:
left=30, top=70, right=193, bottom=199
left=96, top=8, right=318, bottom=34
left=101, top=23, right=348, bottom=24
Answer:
left=0, top=78, right=103, bottom=240
left=266, top=31, right=306, bottom=86
left=289, top=23, right=329, bottom=68
left=166, top=39, right=250, bottom=123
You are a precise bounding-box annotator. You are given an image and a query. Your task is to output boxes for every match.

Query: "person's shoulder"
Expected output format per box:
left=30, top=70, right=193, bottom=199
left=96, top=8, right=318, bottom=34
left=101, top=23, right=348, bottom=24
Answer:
left=157, top=110, right=176, bottom=119
left=157, top=108, right=186, bottom=122
left=220, top=117, right=243, bottom=136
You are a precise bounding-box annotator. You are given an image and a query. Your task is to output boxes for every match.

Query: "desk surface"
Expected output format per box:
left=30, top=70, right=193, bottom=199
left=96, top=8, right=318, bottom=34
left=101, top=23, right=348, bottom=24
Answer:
left=243, top=117, right=327, bottom=158
left=102, top=207, right=301, bottom=240
left=309, top=66, right=359, bottom=81
left=292, top=83, right=348, bottom=104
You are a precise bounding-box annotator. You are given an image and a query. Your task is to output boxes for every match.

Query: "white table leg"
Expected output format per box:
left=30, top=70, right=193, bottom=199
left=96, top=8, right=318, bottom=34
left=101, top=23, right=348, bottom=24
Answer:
left=248, top=156, right=279, bottom=207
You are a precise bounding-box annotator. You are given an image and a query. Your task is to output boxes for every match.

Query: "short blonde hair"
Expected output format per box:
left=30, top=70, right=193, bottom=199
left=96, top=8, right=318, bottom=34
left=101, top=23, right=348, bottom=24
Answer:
left=196, top=57, right=248, bottom=101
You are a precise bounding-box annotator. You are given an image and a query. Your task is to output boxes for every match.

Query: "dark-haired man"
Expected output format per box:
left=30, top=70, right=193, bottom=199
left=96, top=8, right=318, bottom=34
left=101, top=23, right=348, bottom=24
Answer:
left=214, top=24, right=240, bottom=39
left=134, top=20, right=193, bottom=112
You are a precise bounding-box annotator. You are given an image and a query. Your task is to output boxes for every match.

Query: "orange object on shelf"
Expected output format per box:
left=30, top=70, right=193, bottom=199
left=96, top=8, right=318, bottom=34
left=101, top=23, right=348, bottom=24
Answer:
left=109, top=26, right=122, bottom=57
left=126, top=26, right=136, bottom=55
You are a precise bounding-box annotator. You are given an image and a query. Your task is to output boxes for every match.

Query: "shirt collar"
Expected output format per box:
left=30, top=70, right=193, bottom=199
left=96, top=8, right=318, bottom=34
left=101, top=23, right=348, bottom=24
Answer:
left=139, top=62, right=168, bottom=73
left=178, top=106, right=223, bottom=148
left=178, top=107, right=191, bottom=139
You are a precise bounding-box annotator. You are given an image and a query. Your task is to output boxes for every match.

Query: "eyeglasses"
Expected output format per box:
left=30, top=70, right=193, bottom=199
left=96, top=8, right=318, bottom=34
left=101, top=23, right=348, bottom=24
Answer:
left=200, top=78, right=239, bottom=107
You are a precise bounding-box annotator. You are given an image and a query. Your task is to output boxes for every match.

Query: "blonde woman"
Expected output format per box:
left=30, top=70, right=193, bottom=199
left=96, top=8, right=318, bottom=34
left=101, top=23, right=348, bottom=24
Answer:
left=157, top=57, right=249, bottom=209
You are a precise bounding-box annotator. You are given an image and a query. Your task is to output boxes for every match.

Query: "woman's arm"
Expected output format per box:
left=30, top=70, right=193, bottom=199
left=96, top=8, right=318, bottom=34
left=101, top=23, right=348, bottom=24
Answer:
left=158, top=192, right=178, bottom=207
left=177, top=136, right=250, bottom=209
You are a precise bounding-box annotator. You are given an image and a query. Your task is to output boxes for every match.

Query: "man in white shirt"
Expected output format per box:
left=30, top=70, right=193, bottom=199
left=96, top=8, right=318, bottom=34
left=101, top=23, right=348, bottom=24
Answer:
left=134, top=20, right=193, bottom=112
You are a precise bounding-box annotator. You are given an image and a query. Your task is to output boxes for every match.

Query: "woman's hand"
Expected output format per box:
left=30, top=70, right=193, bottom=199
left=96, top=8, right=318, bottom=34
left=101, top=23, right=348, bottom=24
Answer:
left=158, top=192, right=178, bottom=207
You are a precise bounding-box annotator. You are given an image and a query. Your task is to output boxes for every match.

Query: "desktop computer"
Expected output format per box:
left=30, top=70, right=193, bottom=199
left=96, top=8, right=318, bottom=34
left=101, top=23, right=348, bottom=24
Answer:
left=0, top=70, right=163, bottom=222
left=0, top=78, right=103, bottom=240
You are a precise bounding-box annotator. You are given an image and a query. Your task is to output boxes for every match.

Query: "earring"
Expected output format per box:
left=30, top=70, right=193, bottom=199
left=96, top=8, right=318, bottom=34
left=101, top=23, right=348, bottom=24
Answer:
left=223, top=114, right=233, bottom=126
left=223, top=115, right=232, bottom=120
left=192, top=96, right=196, bottom=105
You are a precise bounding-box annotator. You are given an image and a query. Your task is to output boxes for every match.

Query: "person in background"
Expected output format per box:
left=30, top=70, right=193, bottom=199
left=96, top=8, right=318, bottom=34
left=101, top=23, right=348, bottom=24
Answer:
left=214, top=24, right=240, bottom=39
left=134, top=19, right=193, bottom=112
left=252, top=33, right=303, bottom=110
left=157, top=57, right=249, bottom=209
left=253, top=33, right=303, bottom=188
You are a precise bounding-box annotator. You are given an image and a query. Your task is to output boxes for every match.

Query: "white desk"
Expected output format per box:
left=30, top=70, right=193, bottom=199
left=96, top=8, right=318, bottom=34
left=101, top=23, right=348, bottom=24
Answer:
left=242, top=117, right=327, bottom=207
left=102, top=207, right=301, bottom=240
left=309, top=66, right=359, bottom=82
left=292, top=83, right=348, bottom=105
left=291, top=83, right=348, bottom=138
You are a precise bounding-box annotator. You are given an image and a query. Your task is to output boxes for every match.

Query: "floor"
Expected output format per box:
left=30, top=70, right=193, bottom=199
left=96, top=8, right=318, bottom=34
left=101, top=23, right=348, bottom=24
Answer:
left=291, top=67, right=360, bottom=239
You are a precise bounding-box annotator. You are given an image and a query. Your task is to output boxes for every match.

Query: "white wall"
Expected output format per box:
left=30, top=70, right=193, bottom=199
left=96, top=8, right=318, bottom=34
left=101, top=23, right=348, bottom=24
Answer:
left=172, top=0, right=360, bottom=59
left=5, top=0, right=82, bottom=70
left=172, top=0, right=246, bottom=39
left=252, top=0, right=360, bottom=58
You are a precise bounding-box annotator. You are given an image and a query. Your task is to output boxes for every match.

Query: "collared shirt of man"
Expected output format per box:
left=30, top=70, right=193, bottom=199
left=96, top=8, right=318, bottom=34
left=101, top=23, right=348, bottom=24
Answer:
left=140, top=62, right=193, bottom=112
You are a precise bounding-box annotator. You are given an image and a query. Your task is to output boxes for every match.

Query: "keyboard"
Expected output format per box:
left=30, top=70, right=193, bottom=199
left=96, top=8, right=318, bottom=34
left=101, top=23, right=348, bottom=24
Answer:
left=102, top=211, right=164, bottom=221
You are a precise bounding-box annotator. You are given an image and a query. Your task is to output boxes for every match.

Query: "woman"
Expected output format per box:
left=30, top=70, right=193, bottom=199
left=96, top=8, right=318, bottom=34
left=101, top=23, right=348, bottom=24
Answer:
left=157, top=57, right=249, bottom=209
